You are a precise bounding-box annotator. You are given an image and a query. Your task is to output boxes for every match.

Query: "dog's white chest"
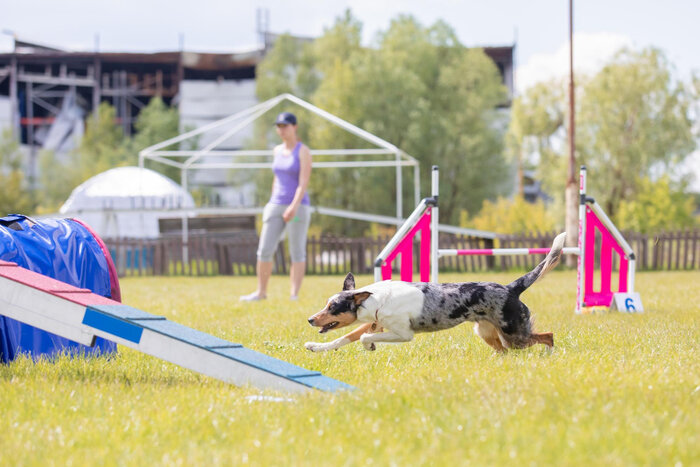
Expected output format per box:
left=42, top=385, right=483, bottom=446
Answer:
left=356, top=281, right=425, bottom=325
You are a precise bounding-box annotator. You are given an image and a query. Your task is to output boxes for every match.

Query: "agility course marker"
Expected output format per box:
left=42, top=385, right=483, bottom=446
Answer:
left=0, top=259, right=353, bottom=393
left=374, top=166, right=641, bottom=314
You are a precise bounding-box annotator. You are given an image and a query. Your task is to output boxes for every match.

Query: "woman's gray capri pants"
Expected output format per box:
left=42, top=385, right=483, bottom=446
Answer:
left=257, top=203, right=311, bottom=262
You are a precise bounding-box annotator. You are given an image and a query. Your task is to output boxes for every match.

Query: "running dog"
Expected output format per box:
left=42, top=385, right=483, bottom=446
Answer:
left=305, top=232, right=566, bottom=352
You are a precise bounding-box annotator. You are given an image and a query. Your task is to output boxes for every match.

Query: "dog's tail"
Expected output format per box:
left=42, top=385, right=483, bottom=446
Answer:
left=507, top=232, right=566, bottom=296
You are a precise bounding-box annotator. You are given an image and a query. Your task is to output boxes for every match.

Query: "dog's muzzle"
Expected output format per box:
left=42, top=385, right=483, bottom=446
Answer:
left=307, top=316, right=339, bottom=333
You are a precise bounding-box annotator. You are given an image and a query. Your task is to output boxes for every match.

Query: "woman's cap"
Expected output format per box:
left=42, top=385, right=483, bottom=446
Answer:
left=275, top=112, right=297, bottom=125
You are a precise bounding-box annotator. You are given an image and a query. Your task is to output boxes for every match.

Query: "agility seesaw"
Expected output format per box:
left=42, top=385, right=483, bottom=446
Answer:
left=373, top=166, right=643, bottom=313
left=0, top=260, right=353, bottom=393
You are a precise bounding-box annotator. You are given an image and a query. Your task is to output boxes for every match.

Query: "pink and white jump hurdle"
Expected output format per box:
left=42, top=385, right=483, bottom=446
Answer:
left=374, top=166, right=642, bottom=313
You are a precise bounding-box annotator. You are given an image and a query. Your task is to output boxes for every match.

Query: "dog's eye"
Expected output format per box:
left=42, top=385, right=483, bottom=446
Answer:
left=329, top=300, right=353, bottom=315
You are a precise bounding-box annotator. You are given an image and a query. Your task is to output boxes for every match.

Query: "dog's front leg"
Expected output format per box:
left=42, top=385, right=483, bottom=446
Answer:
left=305, top=323, right=376, bottom=352
left=360, top=329, right=414, bottom=351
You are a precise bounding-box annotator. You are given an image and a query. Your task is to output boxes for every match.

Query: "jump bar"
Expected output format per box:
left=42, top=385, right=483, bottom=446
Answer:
left=439, top=247, right=580, bottom=257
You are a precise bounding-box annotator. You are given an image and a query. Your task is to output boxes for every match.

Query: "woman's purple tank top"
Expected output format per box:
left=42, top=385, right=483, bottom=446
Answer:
left=270, top=141, right=310, bottom=205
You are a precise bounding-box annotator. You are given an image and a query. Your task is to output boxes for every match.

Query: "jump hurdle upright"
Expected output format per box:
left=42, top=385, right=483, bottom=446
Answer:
left=374, top=166, right=643, bottom=313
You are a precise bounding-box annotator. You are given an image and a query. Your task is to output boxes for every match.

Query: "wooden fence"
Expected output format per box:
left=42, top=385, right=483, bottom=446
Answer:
left=103, top=228, right=700, bottom=277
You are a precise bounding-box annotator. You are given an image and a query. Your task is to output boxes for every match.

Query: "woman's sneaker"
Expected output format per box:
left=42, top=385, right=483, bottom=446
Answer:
left=240, top=292, right=265, bottom=302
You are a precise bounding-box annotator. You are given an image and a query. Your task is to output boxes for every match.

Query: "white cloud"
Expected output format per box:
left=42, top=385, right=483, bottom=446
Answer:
left=516, top=32, right=633, bottom=94
left=0, top=35, right=13, bottom=53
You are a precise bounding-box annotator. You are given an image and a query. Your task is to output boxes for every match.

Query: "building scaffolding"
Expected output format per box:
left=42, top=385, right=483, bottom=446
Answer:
left=0, top=38, right=262, bottom=183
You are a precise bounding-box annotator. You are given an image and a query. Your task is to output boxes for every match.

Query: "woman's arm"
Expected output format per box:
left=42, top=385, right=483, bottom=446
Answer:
left=283, top=144, right=312, bottom=222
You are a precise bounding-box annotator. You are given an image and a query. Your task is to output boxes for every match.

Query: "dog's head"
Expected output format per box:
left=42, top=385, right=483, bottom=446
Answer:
left=307, top=272, right=372, bottom=334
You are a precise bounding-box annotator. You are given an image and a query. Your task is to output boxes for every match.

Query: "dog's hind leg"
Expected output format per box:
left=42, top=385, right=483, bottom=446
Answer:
left=473, top=321, right=506, bottom=352
left=531, top=332, right=554, bottom=347
left=499, top=331, right=554, bottom=349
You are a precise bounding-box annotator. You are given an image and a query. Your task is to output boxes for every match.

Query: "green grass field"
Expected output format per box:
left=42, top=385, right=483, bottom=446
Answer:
left=1, top=270, right=698, bottom=466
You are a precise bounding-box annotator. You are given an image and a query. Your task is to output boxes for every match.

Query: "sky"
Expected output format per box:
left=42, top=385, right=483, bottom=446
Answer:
left=2, top=0, right=698, bottom=90
left=2, top=0, right=699, bottom=187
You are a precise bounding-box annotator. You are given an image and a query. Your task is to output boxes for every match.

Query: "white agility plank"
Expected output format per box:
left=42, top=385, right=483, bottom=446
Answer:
left=0, top=262, right=353, bottom=393
left=0, top=277, right=96, bottom=346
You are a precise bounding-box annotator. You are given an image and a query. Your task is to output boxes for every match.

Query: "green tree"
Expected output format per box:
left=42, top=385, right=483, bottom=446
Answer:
left=616, top=176, right=696, bottom=234
left=130, top=97, right=179, bottom=155
left=463, top=196, right=557, bottom=235
left=36, top=102, right=127, bottom=211
left=0, top=129, right=35, bottom=215
left=36, top=98, right=183, bottom=212
left=508, top=47, right=697, bottom=231
left=255, top=12, right=510, bottom=233
left=128, top=96, right=181, bottom=182
left=506, top=81, right=566, bottom=197
left=578, top=48, right=695, bottom=216
left=76, top=102, right=128, bottom=179
left=36, top=148, right=70, bottom=213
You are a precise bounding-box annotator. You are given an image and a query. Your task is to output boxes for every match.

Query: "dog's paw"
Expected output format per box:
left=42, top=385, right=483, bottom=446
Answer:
left=360, top=334, right=376, bottom=351
left=305, top=341, right=331, bottom=352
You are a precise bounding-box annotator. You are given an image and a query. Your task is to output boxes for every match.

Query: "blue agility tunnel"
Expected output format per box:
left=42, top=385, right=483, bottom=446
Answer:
left=0, top=214, right=120, bottom=363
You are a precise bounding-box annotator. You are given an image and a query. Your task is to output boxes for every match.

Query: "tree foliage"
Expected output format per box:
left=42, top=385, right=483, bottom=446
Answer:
left=463, top=196, right=557, bottom=235
left=508, top=47, right=698, bottom=231
left=255, top=11, right=510, bottom=233
left=616, top=176, right=696, bottom=234
left=36, top=98, right=182, bottom=212
left=0, top=129, right=35, bottom=215
left=127, top=97, right=181, bottom=182
left=578, top=48, right=695, bottom=215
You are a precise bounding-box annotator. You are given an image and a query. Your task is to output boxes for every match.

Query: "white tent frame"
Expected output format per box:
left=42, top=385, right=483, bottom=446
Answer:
left=139, top=93, right=421, bottom=267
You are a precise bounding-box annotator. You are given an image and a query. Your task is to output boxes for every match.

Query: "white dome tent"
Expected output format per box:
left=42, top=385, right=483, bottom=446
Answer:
left=60, top=166, right=195, bottom=238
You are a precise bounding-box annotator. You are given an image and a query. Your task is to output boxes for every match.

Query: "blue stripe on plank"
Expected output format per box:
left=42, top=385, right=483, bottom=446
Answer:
left=290, top=374, right=356, bottom=392
left=136, top=319, right=243, bottom=348
left=82, top=308, right=143, bottom=344
left=210, top=347, right=321, bottom=378
left=88, top=304, right=165, bottom=320
left=86, top=305, right=352, bottom=391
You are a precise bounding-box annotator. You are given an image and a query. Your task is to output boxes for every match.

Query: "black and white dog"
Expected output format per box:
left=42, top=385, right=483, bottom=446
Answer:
left=305, top=232, right=566, bottom=352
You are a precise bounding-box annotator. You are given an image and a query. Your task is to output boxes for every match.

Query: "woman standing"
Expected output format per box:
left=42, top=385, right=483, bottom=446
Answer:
left=240, top=112, right=312, bottom=301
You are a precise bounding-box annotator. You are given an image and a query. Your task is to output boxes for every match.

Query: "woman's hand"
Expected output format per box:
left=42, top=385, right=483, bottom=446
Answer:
left=283, top=205, right=298, bottom=223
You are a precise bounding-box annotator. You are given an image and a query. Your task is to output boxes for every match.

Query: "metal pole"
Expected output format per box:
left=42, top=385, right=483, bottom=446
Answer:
left=284, top=94, right=403, bottom=154
left=26, top=81, right=36, bottom=187
left=568, top=0, right=575, bottom=178
left=627, top=259, right=635, bottom=294
left=121, top=71, right=129, bottom=137
left=184, top=98, right=283, bottom=168
left=9, top=55, right=18, bottom=140
left=141, top=94, right=286, bottom=158
left=576, top=166, right=587, bottom=313
left=564, top=0, right=578, bottom=267
left=395, top=150, right=402, bottom=220
left=93, top=49, right=101, bottom=123
left=431, top=166, right=439, bottom=283
left=181, top=168, right=189, bottom=274
left=413, top=163, right=420, bottom=208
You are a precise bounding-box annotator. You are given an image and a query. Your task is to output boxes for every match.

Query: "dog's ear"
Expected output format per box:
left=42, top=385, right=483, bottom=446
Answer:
left=343, top=272, right=355, bottom=291
left=352, top=291, right=372, bottom=305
